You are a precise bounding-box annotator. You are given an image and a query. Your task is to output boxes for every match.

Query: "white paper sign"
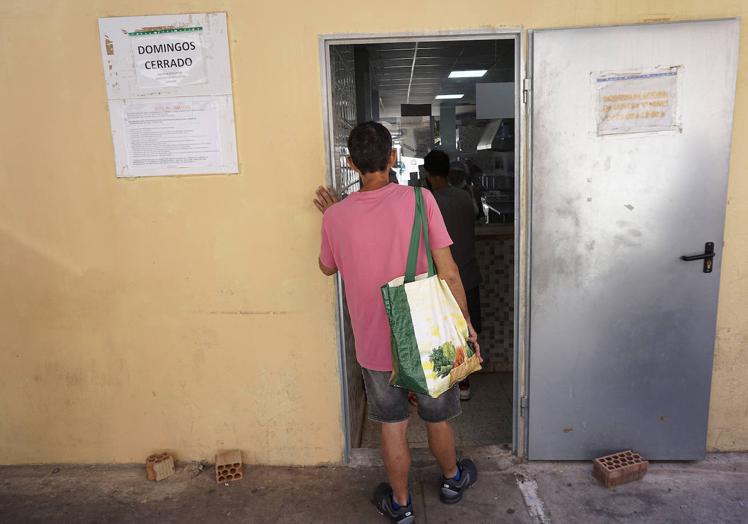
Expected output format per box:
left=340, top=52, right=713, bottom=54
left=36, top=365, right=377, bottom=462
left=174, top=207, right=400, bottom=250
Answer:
left=98, top=13, right=237, bottom=177
left=596, top=68, right=679, bottom=136
left=124, top=98, right=221, bottom=168
left=129, top=27, right=208, bottom=89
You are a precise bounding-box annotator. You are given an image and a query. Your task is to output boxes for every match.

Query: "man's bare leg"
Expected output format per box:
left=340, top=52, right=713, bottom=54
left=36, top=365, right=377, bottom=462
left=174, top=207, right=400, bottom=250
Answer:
left=425, top=421, right=459, bottom=478
left=381, top=419, right=411, bottom=505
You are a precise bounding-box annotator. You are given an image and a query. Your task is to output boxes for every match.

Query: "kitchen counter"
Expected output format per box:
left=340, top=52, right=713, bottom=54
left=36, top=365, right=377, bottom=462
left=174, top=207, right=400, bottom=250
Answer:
left=475, top=223, right=513, bottom=240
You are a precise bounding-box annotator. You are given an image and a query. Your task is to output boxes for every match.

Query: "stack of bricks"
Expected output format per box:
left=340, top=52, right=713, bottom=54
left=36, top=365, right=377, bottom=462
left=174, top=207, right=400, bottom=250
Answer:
left=593, top=450, right=648, bottom=488
left=145, top=452, right=175, bottom=482
left=215, top=450, right=243, bottom=483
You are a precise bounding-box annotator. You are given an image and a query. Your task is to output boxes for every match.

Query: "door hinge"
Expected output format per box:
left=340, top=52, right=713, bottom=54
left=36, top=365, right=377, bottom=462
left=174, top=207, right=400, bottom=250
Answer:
left=522, top=78, right=532, bottom=104
left=520, top=395, right=528, bottom=417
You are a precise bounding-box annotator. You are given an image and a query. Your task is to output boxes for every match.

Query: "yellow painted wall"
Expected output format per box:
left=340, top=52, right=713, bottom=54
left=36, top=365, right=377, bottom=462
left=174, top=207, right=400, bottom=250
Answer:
left=0, top=0, right=746, bottom=464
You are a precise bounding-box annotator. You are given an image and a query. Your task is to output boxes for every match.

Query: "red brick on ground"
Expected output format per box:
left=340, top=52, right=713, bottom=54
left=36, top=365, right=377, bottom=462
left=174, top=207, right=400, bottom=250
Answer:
left=215, top=450, right=243, bottom=483
left=145, top=453, right=175, bottom=482
left=593, top=450, right=648, bottom=488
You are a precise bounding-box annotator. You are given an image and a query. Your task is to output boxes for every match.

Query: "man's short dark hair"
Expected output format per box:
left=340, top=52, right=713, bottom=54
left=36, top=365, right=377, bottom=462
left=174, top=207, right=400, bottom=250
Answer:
left=424, top=150, right=450, bottom=178
left=347, top=121, right=392, bottom=174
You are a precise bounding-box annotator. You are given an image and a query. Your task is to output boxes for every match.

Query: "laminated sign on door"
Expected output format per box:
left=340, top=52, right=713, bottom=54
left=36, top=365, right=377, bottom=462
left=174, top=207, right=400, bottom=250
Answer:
left=595, top=67, right=680, bottom=136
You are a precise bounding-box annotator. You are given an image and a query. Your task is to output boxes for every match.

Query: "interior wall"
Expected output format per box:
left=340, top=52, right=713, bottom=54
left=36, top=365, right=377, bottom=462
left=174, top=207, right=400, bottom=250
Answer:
left=1, top=0, right=747, bottom=465
left=475, top=234, right=514, bottom=372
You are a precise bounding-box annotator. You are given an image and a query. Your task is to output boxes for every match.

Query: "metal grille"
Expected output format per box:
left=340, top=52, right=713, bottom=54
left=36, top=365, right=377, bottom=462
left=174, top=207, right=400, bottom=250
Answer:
left=330, top=46, right=360, bottom=195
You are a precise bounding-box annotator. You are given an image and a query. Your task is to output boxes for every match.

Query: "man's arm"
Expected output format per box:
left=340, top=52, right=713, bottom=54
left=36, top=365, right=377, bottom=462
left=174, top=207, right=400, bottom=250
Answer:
left=319, top=258, right=338, bottom=276
left=315, top=185, right=340, bottom=277
left=431, top=246, right=481, bottom=359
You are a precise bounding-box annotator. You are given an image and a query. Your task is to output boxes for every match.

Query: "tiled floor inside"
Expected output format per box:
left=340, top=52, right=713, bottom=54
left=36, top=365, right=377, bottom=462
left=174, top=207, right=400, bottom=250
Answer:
left=360, top=372, right=513, bottom=448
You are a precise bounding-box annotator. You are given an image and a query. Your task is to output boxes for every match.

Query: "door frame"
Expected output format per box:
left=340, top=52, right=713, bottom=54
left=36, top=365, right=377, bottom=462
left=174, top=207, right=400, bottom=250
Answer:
left=318, top=28, right=530, bottom=462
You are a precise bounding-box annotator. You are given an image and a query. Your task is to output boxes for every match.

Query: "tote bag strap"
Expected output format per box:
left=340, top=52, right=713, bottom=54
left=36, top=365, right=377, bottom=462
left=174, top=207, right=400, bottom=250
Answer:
left=405, top=187, right=436, bottom=283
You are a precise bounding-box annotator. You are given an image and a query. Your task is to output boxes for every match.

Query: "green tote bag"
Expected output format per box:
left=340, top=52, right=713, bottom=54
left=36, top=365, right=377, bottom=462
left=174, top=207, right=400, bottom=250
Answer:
left=381, top=187, right=481, bottom=398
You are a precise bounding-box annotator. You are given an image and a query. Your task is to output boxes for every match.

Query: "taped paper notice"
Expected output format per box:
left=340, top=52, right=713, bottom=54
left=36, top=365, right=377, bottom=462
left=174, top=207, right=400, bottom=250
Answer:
left=99, top=13, right=237, bottom=177
left=596, top=68, right=679, bottom=136
left=129, top=27, right=208, bottom=89
left=124, top=98, right=221, bottom=169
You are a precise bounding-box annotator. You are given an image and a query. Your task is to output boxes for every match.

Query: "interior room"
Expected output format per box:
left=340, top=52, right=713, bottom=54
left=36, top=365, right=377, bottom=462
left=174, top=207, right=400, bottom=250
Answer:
left=327, top=37, right=518, bottom=451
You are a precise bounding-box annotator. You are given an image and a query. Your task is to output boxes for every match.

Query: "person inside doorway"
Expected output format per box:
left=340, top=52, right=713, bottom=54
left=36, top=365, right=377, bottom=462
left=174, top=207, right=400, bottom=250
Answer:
left=424, top=150, right=483, bottom=401
left=314, top=122, right=480, bottom=523
left=466, top=161, right=486, bottom=221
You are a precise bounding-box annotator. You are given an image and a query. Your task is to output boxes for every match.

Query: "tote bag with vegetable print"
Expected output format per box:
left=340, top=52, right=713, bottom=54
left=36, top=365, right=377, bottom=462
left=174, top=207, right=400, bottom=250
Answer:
left=381, top=187, right=481, bottom=398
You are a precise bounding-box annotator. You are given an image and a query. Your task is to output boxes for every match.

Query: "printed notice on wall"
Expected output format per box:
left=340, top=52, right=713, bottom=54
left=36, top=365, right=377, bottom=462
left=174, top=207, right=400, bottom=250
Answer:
left=99, top=13, right=237, bottom=177
left=129, top=27, right=208, bottom=89
left=124, top=98, right=221, bottom=168
left=595, top=68, right=679, bottom=136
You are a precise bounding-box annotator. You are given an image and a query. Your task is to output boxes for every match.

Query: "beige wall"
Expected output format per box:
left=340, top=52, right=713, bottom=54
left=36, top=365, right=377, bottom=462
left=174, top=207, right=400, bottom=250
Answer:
left=0, top=0, right=746, bottom=465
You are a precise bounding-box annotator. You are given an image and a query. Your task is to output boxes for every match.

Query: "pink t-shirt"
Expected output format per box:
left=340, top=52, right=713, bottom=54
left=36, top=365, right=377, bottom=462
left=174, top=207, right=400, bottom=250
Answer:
left=320, top=184, right=452, bottom=371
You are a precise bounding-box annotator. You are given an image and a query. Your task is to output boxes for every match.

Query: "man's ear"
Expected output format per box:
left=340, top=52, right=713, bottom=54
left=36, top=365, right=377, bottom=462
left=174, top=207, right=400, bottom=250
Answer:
left=388, top=149, right=397, bottom=168
left=346, top=156, right=359, bottom=173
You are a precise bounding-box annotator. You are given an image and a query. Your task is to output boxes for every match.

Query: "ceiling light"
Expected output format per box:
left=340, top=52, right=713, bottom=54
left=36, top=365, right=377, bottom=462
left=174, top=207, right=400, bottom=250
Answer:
left=435, top=94, right=464, bottom=100
left=449, top=70, right=487, bottom=78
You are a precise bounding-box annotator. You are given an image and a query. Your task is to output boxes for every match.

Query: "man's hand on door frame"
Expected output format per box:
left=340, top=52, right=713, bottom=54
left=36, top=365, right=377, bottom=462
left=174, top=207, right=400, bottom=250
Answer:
left=314, top=186, right=338, bottom=214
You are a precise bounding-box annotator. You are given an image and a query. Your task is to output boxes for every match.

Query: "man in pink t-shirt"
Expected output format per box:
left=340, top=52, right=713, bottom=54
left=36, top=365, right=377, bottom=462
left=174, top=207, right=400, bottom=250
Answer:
left=314, top=122, right=480, bottom=522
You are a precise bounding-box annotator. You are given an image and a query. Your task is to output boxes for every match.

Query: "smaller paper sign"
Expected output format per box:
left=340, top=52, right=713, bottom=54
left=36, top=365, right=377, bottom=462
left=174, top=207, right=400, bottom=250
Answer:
left=596, top=69, right=679, bottom=136
left=129, top=27, right=208, bottom=89
left=123, top=98, right=222, bottom=169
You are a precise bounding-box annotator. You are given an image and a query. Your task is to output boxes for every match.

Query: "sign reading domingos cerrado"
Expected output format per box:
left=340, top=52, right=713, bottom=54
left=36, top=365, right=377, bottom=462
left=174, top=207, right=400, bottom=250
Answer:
left=98, top=13, right=237, bottom=178
left=130, top=26, right=207, bottom=89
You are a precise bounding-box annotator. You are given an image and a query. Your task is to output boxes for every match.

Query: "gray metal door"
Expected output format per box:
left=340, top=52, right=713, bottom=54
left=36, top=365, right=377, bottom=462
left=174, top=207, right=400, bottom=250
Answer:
left=527, top=20, right=739, bottom=460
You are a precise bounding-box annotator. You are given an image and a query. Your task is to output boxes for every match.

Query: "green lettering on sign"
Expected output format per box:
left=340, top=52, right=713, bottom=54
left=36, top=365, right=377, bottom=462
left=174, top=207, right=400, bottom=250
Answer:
left=128, top=27, right=203, bottom=36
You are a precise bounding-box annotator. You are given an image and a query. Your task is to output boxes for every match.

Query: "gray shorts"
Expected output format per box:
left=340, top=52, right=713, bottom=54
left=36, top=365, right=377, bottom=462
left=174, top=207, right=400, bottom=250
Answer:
left=362, top=368, right=462, bottom=424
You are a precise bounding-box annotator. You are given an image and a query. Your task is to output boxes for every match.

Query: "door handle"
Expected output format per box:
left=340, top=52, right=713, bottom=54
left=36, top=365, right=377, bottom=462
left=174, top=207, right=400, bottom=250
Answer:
left=680, top=242, right=715, bottom=273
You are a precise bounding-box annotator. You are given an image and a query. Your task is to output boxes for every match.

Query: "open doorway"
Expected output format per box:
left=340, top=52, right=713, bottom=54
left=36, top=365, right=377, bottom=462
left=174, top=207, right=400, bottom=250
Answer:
left=321, top=32, right=521, bottom=458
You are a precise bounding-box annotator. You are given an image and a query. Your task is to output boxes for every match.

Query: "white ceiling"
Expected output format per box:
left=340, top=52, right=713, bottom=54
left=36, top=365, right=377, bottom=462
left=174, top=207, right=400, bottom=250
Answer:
left=366, top=39, right=515, bottom=117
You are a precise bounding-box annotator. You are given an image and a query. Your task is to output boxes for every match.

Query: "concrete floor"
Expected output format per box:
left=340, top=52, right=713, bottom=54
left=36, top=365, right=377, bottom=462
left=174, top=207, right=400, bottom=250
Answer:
left=1, top=452, right=746, bottom=523
left=361, top=372, right=513, bottom=448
